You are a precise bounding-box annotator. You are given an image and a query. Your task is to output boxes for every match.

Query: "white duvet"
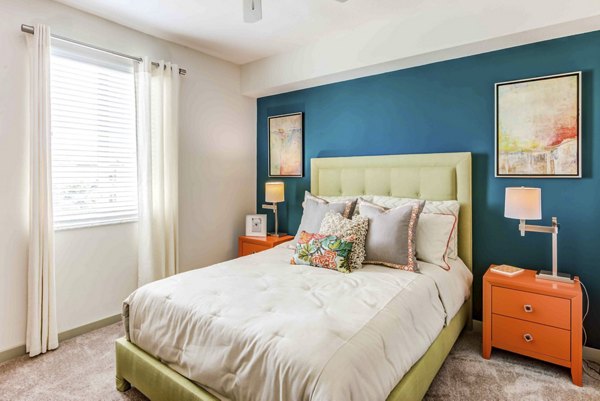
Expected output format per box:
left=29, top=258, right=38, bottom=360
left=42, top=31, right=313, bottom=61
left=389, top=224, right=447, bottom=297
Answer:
left=124, top=245, right=471, bottom=401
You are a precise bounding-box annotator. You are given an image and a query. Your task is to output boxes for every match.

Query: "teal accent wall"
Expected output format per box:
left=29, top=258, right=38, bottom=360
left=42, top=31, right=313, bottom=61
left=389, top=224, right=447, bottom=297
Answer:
left=257, top=31, right=600, bottom=348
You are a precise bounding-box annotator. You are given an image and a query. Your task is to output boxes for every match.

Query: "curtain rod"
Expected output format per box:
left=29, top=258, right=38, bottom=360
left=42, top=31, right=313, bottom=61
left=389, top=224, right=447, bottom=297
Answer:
left=21, top=24, right=187, bottom=76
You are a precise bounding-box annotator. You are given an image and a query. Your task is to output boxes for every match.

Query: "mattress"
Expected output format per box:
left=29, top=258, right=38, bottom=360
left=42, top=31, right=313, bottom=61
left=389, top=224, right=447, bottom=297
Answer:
left=123, top=245, right=472, bottom=401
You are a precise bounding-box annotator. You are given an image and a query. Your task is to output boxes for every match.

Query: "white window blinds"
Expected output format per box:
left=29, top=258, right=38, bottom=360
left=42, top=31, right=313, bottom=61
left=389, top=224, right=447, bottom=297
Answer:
left=50, top=43, right=138, bottom=229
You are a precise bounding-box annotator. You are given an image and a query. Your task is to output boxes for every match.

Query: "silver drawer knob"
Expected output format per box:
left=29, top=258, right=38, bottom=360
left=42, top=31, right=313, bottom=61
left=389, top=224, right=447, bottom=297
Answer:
left=523, top=304, right=533, bottom=313
left=523, top=333, right=534, bottom=343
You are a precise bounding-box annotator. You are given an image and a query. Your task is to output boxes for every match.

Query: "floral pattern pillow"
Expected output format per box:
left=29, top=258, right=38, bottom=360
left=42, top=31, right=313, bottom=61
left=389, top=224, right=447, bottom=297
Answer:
left=319, top=211, right=369, bottom=270
left=291, top=231, right=355, bottom=273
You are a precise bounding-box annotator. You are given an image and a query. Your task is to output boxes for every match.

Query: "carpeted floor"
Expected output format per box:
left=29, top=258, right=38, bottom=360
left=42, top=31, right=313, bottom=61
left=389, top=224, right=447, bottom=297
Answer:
left=0, top=322, right=599, bottom=401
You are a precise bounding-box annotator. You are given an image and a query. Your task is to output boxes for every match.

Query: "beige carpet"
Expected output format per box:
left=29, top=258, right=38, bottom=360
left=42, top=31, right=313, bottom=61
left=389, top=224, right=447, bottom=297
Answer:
left=1, top=322, right=598, bottom=401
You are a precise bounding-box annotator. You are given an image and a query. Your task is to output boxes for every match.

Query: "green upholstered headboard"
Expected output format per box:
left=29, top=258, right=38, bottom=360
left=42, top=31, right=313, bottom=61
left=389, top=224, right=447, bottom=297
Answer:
left=310, top=152, right=472, bottom=270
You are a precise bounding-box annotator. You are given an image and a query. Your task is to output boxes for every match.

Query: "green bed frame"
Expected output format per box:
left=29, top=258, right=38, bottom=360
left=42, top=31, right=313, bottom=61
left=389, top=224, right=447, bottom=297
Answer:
left=116, top=152, right=473, bottom=401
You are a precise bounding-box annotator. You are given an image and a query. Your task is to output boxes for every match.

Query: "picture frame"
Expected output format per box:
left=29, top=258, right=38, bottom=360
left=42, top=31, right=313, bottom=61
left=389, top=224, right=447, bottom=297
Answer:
left=495, top=71, right=581, bottom=178
left=245, top=214, right=267, bottom=237
left=268, top=112, right=303, bottom=177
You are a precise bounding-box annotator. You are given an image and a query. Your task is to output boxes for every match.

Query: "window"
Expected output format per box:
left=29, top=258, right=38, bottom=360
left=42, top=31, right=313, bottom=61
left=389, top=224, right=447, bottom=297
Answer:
left=50, top=43, right=138, bottom=229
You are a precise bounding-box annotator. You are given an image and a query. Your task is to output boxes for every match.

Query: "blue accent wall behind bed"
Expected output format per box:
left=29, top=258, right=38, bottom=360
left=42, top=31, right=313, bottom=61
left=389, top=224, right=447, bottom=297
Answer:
left=256, top=30, right=600, bottom=348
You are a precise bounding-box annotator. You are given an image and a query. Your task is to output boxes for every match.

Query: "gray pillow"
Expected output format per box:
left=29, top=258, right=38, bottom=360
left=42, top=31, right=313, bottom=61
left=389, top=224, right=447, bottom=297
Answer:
left=291, top=192, right=356, bottom=246
left=359, top=199, right=425, bottom=272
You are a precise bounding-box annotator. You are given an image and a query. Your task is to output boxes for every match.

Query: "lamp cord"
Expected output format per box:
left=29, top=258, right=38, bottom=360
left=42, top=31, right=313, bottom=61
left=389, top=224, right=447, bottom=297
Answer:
left=584, top=360, right=600, bottom=381
left=582, top=280, right=589, bottom=346
left=580, top=280, right=600, bottom=381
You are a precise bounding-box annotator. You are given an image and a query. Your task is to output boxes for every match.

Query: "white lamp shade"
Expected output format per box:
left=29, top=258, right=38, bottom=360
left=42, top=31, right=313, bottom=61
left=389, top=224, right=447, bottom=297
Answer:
left=265, top=182, right=285, bottom=203
left=504, top=187, right=542, bottom=220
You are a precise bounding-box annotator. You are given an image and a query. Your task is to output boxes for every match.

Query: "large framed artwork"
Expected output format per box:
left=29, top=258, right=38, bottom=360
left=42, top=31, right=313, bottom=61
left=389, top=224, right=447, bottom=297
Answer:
left=268, top=112, right=303, bottom=177
left=495, top=71, right=581, bottom=178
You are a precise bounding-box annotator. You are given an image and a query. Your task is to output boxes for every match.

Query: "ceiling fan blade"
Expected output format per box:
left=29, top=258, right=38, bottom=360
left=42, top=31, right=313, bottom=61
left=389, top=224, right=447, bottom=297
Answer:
left=243, top=0, right=262, bottom=23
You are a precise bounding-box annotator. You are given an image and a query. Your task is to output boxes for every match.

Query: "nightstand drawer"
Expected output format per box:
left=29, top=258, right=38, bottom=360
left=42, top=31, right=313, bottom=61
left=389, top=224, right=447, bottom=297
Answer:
left=492, top=286, right=570, bottom=330
left=241, top=242, right=269, bottom=256
left=492, top=314, right=570, bottom=361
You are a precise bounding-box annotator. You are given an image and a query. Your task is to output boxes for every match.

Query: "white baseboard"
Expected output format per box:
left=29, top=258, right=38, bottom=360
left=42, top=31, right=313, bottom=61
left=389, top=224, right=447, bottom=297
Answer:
left=0, top=345, right=26, bottom=365
left=0, top=314, right=121, bottom=364
left=471, top=319, right=600, bottom=363
left=57, top=314, right=121, bottom=342
left=584, top=345, right=600, bottom=364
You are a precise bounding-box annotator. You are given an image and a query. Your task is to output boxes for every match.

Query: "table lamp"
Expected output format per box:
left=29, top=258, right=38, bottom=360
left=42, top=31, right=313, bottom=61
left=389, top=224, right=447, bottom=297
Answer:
left=262, top=182, right=286, bottom=237
left=504, top=187, right=573, bottom=283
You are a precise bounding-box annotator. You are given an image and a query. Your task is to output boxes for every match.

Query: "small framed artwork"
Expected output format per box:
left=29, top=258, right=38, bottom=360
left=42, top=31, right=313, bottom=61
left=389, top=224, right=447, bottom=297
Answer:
left=245, top=214, right=267, bottom=237
left=495, top=71, right=581, bottom=178
left=268, top=112, right=303, bottom=177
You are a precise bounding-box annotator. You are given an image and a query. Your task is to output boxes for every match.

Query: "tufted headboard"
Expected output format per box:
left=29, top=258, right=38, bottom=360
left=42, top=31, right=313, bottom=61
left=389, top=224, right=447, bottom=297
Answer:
left=310, top=152, right=472, bottom=270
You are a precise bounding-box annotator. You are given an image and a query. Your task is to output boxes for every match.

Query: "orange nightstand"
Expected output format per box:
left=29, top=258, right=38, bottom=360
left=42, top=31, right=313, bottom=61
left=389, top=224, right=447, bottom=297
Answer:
left=482, top=265, right=583, bottom=386
left=238, top=235, right=294, bottom=257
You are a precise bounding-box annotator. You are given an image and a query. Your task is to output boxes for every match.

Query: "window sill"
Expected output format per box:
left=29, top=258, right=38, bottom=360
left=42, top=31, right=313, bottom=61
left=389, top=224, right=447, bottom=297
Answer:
left=54, top=218, right=138, bottom=232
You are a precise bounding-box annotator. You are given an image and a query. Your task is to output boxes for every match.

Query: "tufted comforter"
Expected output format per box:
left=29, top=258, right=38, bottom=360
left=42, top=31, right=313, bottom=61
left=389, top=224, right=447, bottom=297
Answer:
left=123, top=245, right=471, bottom=401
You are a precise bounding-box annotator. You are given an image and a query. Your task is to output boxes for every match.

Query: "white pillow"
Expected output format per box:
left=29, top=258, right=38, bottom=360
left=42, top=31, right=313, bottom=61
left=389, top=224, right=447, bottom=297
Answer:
left=370, top=196, right=460, bottom=259
left=415, top=213, right=457, bottom=270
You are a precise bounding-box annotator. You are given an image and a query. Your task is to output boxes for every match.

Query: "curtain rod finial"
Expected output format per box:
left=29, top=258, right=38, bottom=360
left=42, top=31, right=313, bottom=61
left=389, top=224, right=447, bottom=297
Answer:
left=21, top=24, right=34, bottom=34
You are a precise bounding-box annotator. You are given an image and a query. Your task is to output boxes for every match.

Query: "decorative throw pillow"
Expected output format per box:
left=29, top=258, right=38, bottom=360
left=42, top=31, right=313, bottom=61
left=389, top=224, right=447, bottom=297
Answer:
left=370, top=196, right=460, bottom=259
left=291, top=231, right=355, bottom=273
left=359, top=199, right=425, bottom=272
left=319, top=211, right=369, bottom=270
left=291, top=192, right=357, bottom=247
left=416, top=213, right=457, bottom=270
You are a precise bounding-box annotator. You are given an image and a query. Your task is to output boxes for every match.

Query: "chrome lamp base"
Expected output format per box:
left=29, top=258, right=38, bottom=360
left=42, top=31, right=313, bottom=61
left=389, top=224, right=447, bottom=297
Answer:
left=262, top=201, right=285, bottom=237
left=520, top=216, right=574, bottom=284
left=536, top=270, right=574, bottom=284
left=268, top=232, right=287, bottom=237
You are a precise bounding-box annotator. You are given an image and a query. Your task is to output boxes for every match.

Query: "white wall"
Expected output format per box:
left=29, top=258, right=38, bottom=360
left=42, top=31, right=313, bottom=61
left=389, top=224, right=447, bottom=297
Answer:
left=241, top=1, right=600, bottom=97
left=0, top=0, right=256, bottom=352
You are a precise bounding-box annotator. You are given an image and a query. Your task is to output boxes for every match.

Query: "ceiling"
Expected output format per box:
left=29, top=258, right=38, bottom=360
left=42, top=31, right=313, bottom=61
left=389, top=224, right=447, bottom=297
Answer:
left=53, top=0, right=600, bottom=96
left=53, top=0, right=426, bottom=65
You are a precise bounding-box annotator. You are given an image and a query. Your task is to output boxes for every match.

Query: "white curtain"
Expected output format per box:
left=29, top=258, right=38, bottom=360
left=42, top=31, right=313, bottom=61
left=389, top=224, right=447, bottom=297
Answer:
left=136, top=58, right=180, bottom=286
left=26, top=24, right=58, bottom=357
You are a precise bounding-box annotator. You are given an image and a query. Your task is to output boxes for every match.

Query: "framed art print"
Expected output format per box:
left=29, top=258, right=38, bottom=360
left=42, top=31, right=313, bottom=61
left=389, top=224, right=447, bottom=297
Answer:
left=245, top=214, right=267, bottom=237
left=495, top=71, right=581, bottom=178
left=268, top=112, right=303, bottom=177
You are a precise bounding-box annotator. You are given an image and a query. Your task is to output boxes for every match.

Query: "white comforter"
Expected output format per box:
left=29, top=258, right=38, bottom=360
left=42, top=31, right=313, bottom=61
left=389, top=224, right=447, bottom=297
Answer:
left=124, top=245, right=471, bottom=401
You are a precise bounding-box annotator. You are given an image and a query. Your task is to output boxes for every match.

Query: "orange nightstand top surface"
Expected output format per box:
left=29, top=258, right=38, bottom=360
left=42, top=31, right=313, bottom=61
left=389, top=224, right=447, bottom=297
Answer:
left=485, top=266, right=580, bottom=299
left=238, top=235, right=294, bottom=246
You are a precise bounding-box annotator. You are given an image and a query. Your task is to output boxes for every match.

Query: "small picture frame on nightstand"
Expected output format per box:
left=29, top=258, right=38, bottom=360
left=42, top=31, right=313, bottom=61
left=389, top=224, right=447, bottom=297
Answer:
left=245, top=214, right=267, bottom=237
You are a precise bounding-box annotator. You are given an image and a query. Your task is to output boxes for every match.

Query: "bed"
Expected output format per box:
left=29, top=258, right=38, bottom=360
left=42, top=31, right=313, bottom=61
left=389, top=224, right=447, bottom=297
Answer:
left=116, top=151, right=473, bottom=401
